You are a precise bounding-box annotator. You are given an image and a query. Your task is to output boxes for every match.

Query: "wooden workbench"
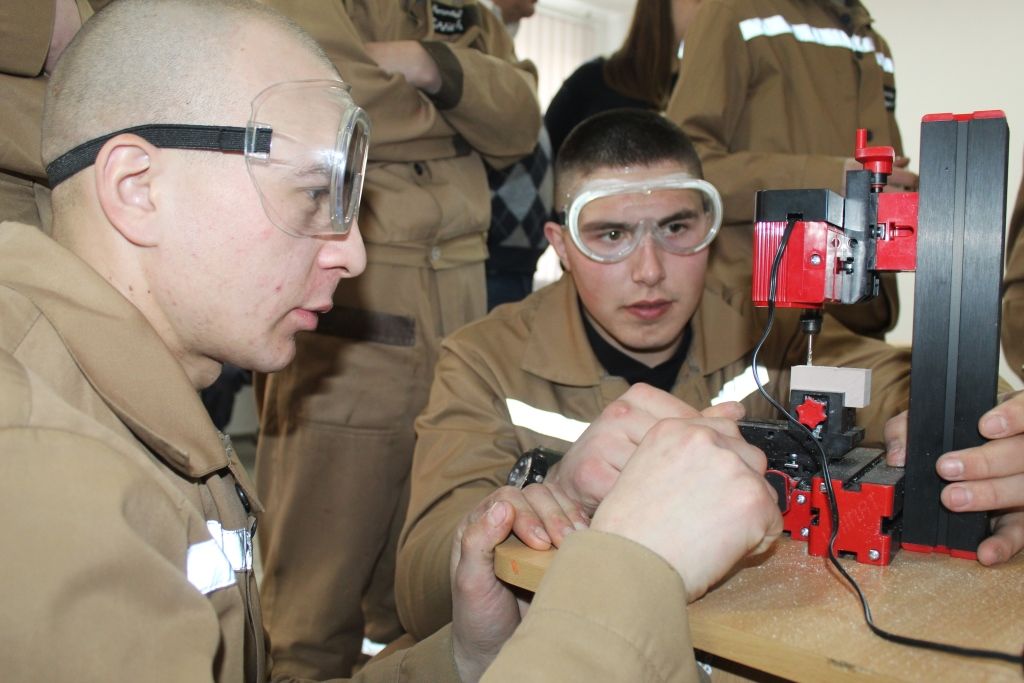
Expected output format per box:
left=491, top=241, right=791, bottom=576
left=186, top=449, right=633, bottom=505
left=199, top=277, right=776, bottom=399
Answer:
left=495, top=537, right=1024, bottom=682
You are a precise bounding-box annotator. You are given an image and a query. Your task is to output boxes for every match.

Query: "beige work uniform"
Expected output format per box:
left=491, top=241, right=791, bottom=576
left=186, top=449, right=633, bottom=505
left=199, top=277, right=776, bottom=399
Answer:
left=255, top=1, right=540, bottom=678
left=1002, top=172, right=1024, bottom=381
left=397, top=274, right=911, bottom=638
left=0, top=0, right=92, bottom=231
left=667, top=0, right=904, bottom=339
left=1, top=223, right=702, bottom=682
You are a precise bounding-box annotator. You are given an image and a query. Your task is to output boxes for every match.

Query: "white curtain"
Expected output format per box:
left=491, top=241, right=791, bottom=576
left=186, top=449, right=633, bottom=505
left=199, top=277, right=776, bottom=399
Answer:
left=514, top=7, right=599, bottom=111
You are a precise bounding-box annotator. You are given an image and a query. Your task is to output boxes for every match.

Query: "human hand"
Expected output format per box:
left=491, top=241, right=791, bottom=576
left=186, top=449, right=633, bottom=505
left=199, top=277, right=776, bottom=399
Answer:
left=545, top=383, right=745, bottom=517
left=884, top=393, right=1024, bottom=565
left=472, top=482, right=588, bottom=553
left=363, top=40, right=442, bottom=94
left=450, top=498, right=523, bottom=682
left=591, top=416, right=782, bottom=602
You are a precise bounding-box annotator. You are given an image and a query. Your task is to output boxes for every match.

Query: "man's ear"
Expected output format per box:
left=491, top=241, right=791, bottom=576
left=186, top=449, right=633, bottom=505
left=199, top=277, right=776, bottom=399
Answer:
left=94, top=134, right=163, bottom=247
left=544, top=220, right=571, bottom=272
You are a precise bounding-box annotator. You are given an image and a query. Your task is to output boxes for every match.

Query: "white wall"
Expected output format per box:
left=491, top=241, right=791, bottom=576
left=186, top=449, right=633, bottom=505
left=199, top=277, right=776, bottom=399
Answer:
left=869, top=2, right=1022, bottom=387
left=541, top=0, right=632, bottom=54
left=517, top=0, right=632, bottom=109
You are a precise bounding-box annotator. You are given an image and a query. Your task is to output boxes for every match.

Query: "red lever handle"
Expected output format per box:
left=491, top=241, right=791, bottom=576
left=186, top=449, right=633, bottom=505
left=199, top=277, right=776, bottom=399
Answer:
left=854, top=128, right=895, bottom=179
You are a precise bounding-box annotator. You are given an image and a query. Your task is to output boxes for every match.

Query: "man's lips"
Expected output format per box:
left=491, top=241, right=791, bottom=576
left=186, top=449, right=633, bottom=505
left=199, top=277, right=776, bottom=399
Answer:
left=625, top=299, right=672, bottom=320
left=304, top=303, right=333, bottom=315
left=291, top=303, right=333, bottom=330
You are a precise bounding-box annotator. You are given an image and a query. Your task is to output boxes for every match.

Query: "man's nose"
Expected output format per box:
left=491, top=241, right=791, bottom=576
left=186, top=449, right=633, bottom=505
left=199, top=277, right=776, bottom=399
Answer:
left=318, top=219, right=366, bottom=278
left=630, top=231, right=666, bottom=286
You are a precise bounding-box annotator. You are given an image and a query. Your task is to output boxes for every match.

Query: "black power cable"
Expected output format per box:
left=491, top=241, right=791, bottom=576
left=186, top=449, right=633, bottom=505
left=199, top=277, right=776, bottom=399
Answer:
left=750, top=217, right=1024, bottom=669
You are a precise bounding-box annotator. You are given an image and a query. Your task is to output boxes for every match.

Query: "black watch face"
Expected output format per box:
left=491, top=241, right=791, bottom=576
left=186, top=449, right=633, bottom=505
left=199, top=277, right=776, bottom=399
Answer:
left=507, top=454, right=533, bottom=488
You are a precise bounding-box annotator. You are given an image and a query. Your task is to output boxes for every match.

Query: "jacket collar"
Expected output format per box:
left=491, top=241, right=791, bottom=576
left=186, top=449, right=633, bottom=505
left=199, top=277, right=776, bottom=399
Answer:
left=0, top=224, right=232, bottom=479
left=522, top=276, right=602, bottom=387
left=690, top=277, right=760, bottom=376
left=522, top=274, right=757, bottom=386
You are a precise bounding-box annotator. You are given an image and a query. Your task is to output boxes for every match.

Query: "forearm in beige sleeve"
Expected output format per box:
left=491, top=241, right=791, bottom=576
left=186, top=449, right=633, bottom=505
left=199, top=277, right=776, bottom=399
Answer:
left=262, top=0, right=458, bottom=155
left=483, top=531, right=701, bottom=683
left=418, top=8, right=539, bottom=166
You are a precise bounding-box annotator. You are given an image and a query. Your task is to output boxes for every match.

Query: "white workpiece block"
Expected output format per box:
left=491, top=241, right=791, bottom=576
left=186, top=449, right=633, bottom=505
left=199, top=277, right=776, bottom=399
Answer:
left=790, top=365, right=872, bottom=408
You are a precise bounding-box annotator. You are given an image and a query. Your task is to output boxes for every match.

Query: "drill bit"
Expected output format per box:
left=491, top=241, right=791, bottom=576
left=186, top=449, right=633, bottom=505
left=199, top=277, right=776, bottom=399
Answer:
left=799, top=310, right=822, bottom=366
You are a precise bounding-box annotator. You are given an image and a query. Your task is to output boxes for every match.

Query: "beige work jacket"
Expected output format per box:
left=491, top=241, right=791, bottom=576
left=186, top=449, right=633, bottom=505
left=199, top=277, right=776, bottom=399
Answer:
left=0, top=0, right=92, bottom=229
left=265, top=0, right=540, bottom=268
left=0, top=224, right=707, bottom=682
left=667, top=0, right=904, bottom=336
left=397, top=273, right=911, bottom=638
left=0, top=224, right=451, bottom=681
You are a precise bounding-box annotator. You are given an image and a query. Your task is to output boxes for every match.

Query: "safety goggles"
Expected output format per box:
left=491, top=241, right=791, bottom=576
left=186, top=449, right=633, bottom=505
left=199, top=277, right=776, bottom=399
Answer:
left=561, top=173, right=723, bottom=263
left=45, top=79, right=370, bottom=238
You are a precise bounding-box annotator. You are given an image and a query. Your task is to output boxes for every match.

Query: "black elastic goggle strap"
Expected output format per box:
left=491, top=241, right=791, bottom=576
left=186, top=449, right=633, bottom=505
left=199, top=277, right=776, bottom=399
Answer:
left=45, top=124, right=273, bottom=187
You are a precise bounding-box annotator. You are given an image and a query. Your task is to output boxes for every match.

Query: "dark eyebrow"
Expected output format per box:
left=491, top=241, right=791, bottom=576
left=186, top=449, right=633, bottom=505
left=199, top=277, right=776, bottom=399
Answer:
left=291, top=162, right=332, bottom=179
left=658, top=209, right=701, bottom=225
left=580, top=220, right=632, bottom=233
left=580, top=208, right=702, bottom=233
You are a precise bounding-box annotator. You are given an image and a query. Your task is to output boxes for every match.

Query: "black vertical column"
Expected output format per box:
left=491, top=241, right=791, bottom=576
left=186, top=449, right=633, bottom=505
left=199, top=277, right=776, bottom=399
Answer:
left=903, top=112, right=1008, bottom=555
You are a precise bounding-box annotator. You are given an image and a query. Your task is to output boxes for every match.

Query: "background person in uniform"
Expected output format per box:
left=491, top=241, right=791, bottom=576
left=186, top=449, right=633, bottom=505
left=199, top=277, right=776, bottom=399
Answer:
left=544, top=0, right=704, bottom=160
left=480, top=0, right=554, bottom=310
left=396, top=109, right=1024, bottom=637
left=667, top=0, right=916, bottom=340
left=254, top=1, right=540, bottom=678
left=0, top=0, right=93, bottom=231
left=0, top=2, right=786, bottom=680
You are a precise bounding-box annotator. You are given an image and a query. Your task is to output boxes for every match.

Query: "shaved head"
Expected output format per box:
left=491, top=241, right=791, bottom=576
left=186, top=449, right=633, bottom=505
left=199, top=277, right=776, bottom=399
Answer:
left=34, top=0, right=366, bottom=388
left=42, top=0, right=337, bottom=168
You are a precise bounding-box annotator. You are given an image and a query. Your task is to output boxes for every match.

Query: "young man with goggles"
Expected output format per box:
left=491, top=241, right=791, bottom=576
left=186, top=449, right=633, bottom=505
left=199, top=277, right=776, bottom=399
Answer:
left=397, top=109, right=1024, bottom=642
left=562, top=171, right=722, bottom=264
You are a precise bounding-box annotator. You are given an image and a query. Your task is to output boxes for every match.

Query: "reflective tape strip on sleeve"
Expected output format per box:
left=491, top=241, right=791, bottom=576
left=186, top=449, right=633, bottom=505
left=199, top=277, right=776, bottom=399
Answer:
left=186, top=520, right=252, bottom=595
left=187, top=539, right=237, bottom=595
left=505, top=398, right=590, bottom=442
left=711, top=364, right=770, bottom=405
left=737, top=15, right=895, bottom=74
left=205, top=520, right=253, bottom=573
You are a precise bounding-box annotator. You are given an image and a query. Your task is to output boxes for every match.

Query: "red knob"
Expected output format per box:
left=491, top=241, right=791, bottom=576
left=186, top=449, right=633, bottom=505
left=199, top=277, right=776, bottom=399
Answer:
left=796, top=397, right=828, bottom=430
left=853, top=128, right=895, bottom=177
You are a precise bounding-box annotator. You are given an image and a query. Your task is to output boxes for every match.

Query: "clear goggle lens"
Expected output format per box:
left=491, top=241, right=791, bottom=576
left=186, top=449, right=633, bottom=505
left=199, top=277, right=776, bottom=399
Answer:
left=565, top=174, right=723, bottom=263
left=245, top=80, right=370, bottom=238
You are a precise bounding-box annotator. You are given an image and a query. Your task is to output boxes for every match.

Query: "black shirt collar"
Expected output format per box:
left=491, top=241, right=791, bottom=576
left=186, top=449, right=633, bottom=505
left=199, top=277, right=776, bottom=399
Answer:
left=579, top=299, right=691, bottom=392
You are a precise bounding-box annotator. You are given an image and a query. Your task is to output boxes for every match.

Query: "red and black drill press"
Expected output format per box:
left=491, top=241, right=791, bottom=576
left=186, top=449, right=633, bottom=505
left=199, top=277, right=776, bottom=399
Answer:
left=740, top=112, right=1009, bottom=565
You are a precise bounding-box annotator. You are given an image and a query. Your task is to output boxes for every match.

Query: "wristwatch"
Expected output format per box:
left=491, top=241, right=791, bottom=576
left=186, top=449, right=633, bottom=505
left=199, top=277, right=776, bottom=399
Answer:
left=507, top=447, right=564, bottom=489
